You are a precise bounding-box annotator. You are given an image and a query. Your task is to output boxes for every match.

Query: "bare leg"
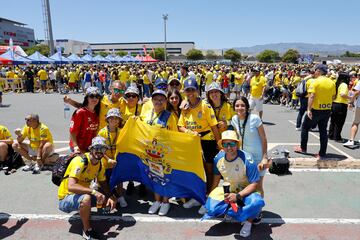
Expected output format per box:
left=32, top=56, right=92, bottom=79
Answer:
left=0, top=143, right=9, bottom=161
left=79, top=194, right=92, bottom=231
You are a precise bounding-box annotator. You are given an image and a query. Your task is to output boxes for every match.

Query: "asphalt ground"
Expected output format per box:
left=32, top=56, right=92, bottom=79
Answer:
left=1, top=92, right=360, bottom=239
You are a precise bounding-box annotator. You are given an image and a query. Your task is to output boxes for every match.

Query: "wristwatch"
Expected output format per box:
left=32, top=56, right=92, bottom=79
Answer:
left=236, top=193, right=242, bottom=201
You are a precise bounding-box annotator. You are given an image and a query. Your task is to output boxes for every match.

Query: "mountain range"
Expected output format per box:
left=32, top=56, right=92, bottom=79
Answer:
left=233, top=43, right=360, bottom=56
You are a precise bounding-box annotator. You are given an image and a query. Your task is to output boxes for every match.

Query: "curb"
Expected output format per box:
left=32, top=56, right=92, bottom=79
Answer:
left=290, top=158, right=360, bottom=169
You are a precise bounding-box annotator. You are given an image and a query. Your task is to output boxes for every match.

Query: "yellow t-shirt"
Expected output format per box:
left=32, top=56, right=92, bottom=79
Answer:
left=334, top=82, right=349, bottom=104
left=98, top=127, right=121, bottom=161
left=213, top=102, right=235, bottom=133
left=68, top=72, right=76, bottom=83
left=234, top=72, right=244, bottom=85
left=21, top=123, right=54, bottom=149
left=6, top=71, right=15, bottom=79
left=250, top=75, right=266, bottom=98
left=143, top=74, right=150, bottom=85
left=178, top=100, right=218, bottom=140
left=205, top=71, right=213, bottom=85
left=140, top=99, right=154, bottom=116
left=58, top=153, right=106, bottom=200
left=0, top=125, right=12, bottom=140
left=292, top=89, right=298, bottom=100
left=308, top=76, right=336, bottom=110
left=140, top=109, right=178, bottom=131
left=119, top=70, right=130, bottom=83
left=99, top=96, right=126, bottom=130
left=121, top=104, right=142, bottom=123
left=37, top=70, right=48, bottom=81
left=129, top=74, right=137, bottom=83
left=291, top=76, right=301, bottom=86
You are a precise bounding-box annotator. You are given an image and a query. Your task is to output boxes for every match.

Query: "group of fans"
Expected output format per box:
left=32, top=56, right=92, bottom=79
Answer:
left=1, top=61, right=360, bottom=239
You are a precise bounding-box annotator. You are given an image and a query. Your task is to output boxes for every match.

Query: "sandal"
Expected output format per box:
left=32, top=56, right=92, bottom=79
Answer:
left=294, top=146, right=306, bottom=154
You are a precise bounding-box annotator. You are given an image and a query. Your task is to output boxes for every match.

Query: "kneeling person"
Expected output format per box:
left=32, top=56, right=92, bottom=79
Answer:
left=58, top=137, right=116, bottom=240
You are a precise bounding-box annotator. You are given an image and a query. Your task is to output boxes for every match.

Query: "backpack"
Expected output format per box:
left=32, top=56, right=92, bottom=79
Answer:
left=295, top=79, right=307, bottom=97
left=51, top=153, right=102, bottom=186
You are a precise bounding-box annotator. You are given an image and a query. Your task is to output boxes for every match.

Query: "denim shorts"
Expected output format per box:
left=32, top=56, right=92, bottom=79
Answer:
left=59, top=194, right=97, bottom=213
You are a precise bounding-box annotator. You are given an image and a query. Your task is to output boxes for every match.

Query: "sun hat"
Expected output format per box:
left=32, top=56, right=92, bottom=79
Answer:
left=106, top=108, right=122, bottom=119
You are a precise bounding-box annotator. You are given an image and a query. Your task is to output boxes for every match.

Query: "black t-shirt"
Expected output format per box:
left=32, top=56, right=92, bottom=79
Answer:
left=24, top=70, right=34, bottom=81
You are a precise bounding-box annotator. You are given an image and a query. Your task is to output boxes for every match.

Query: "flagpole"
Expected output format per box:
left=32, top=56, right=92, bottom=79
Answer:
left=162, top=14, right=168, bottom=62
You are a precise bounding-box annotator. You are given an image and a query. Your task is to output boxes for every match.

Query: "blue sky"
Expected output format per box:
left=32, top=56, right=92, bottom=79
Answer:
left=2, top=0, right=359, bottom=49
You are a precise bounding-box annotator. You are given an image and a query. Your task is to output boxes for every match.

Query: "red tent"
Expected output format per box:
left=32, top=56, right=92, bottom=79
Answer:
left=0, top=57, right=12, bottom=65
left=143, top=54, right=158, bottom=62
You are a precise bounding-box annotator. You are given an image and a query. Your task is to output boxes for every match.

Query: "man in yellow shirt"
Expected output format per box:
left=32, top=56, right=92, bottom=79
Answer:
left=58, top=136, right=116, bottom=240
left=295, top=64, right=336, bottom=159
left=12, top=114, right=56, bottom=174
left=249, top=67, right=267, bottom=119
left=37, top=67, right=49, bottom=93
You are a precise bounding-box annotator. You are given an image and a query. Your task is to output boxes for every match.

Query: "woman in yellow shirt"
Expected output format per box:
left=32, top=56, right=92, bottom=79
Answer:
left=328, top=72, right=351, bottom=142
left=166, top=89, right=182, bottom=123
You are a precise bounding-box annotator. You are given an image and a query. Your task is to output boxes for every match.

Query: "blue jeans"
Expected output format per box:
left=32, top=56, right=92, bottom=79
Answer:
left=95, top=81, right=103, bottom=94
left=143, top=84, right=150, bottom=98
left=301, top=109, right=331, bottom=157
left=296, top=97, right=308, bottom=128
left=59, top=194, right=96, bottom=213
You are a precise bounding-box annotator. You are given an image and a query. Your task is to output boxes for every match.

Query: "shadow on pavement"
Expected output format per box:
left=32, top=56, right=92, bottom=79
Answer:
left=262, top=121, right=276, bottom=126
left=0, top=212, right=28, bottom=239
left=205, top=211, right=283, bottom=240
left=68, top=213, right=136, bottom=240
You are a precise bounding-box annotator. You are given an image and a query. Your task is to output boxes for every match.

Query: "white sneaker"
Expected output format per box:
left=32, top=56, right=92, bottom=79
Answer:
left=158, top=203, right=171, bottom=216
left=148, top=201, right=161, bottom=214
left=295, top=127, right=301, bottom=131
left=183, top=198, right=201, bottom=209
left=22, top=164, right=34, bottom=172
left=343, top=140, right=354, bottom=146
left=198, top=205, right=207, bottom=215
left=32, top=164, right=41, bottom=174
left=239, top=221, right=252, bottom=238
left=117, top=196, right=128, bottom=208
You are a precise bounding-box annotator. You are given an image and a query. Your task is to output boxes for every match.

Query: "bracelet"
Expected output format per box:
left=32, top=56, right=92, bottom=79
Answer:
left=91, top=189, right=97, bottom=195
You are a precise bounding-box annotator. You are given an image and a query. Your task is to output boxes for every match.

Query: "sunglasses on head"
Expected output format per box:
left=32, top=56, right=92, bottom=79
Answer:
left=88, top=94, right=100, bottom=99
left=126, top=94, right=138, bottom=99
left=114, top=88, right=125, bottom=94
left=222, top=142, right=237, bottom=148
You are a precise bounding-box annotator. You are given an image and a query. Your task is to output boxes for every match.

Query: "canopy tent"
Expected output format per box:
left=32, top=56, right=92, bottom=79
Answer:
left=122, top=55, right=140, bottom=63
left=143, top=54, right=158, bottom=62
left=0, top=50, right=32, bottom=64
left=81, top=54, right=95, bottom=63
left=67, top=53, right=83, bottom=64
left=49, top=52, right=71, bottom=64
left=0, top=45, right=27, bottom=56
left=0, top=57, right=12, bottom=65
left=105, top=55, right=117, bottom=63
left=93, top=54, right=109, bottom=63
left=114, top=55, right=125, bottom=62
left=28, top=51, right=55, bottom=64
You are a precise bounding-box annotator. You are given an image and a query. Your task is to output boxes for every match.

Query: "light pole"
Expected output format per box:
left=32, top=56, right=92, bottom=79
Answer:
left=162, top=14, right=168, bottom=62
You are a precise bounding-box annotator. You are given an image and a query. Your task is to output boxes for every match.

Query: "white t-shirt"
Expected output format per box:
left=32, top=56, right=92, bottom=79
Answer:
left=354, top=81, right=360, bottom=108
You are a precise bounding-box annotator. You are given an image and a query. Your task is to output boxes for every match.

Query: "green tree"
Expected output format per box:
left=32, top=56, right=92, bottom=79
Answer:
left=205, top=50, right=219, bottom=60
left=98, top=51, right=108, bottom=57
left=224, top=49, right=242, bottom=62
left=282, top=49, right=299, bottom=63
left=257, top=50, right=280, bottom=63
left=149, top=48, right=166, bottom=61
left=186, top=49, right=204, bottom=60
left=341, top=51, right=360, bottom=57
left=25, top=44, right=50, bottom=56
left=116, top=51, right=127, bottom=57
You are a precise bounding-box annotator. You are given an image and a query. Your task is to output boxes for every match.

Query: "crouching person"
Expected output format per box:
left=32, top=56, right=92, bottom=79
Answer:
left=58, top=137, right=116, bottom=240
left=203, top=130, right=265, bottom=238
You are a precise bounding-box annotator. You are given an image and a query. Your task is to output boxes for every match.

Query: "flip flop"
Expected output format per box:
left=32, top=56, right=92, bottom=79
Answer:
left=294, top=146, right=306, bottom=154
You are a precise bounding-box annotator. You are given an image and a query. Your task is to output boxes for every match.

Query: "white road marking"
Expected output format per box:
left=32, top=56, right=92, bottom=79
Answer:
left=1, top=214, right=360, bottom=224
left=54, top=147, right=70, bottom=153
left=288, top=120, right=354, bottom=160
left=288, top=168, right=360, bottom=173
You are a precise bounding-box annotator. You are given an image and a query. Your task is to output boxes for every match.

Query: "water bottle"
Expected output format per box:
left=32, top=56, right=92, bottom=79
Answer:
left=64, top=103, right=70, bottom=119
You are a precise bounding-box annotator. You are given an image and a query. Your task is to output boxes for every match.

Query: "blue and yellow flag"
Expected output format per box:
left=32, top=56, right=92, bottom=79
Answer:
left=110, top=117, right=207, bottom=204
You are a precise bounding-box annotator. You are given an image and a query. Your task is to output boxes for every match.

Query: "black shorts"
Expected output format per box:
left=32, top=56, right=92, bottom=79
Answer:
left=201, top=140, right=218, bottom=164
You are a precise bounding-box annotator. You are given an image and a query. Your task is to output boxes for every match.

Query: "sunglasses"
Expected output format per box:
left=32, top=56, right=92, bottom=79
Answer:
left=170, top=82, right=180, bottom=86
left=114, top=88, right=125, bottom=94
left=222, top=142, right=237, bottom=148
left=88, top=94, right=101, bottom=99
left=126, top=94, right=138, bottom=99
left=25, top=118, right=32, bottom=122
left=92, top=146, right=107, bottom=153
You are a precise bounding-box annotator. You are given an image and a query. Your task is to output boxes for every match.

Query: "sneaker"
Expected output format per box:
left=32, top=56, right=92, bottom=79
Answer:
left=252, top=213, right=262, bottom=225
left=198, top=205, right=207, bottom=215
left=148, top=201, right=161, bottom=214
left=295, top=127, right=301, bottom=131
left=158, top=202, right=171, bottom=216
left=117, top=196, right=128, bottom=208
left=82, top=228, right=100, bottom=240
left=22, top=164, right=34, bottom=172
left=343, top=140, right=354, bottom=146
left=183, top=198, right=201, bottom=209
left=239, top=221, right=252, bottom=238
left=32, top=164, right=41, bottom=174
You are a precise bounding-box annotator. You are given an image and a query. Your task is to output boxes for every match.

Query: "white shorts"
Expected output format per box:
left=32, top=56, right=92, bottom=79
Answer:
left=249, top=96, right=263, bottom=112
left=233, top=84, right=242, bottom=92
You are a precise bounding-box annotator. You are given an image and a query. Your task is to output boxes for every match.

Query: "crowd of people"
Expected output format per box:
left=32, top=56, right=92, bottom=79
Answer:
left=1, top=61, right=360, bottom=239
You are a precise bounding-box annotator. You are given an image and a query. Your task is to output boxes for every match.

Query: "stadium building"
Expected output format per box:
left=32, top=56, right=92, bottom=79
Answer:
left=0, top=17, right=35, bottom=48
